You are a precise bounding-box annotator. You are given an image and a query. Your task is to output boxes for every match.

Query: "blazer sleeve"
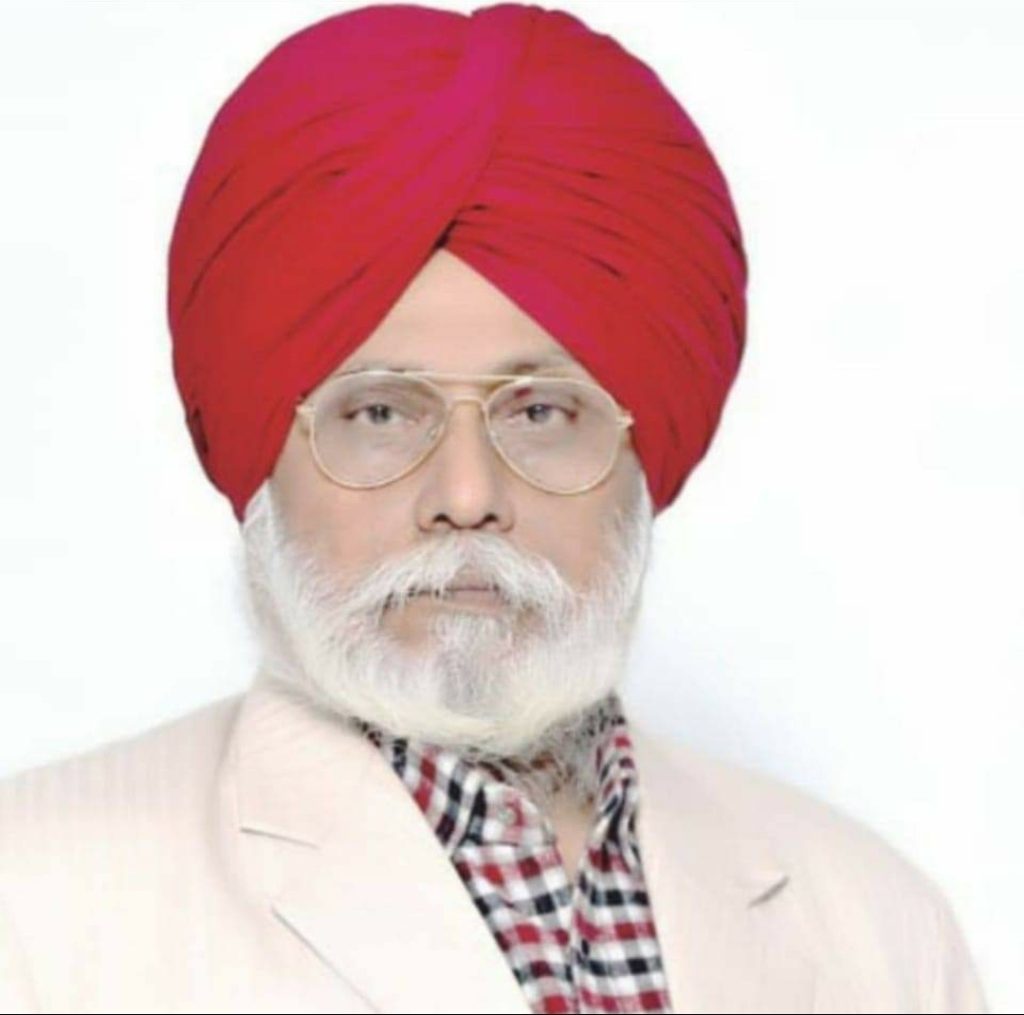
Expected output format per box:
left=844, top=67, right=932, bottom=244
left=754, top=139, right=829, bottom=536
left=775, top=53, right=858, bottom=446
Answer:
left=0, top=898, right=39, bottom=1015
left=925, top=891, right=989, bottom=1014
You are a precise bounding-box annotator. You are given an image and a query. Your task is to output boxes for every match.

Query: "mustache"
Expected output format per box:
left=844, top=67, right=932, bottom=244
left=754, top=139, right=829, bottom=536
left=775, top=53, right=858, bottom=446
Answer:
left=335, top=531, right=578, bottom=618
left=382, top=585, right=502, bottom=609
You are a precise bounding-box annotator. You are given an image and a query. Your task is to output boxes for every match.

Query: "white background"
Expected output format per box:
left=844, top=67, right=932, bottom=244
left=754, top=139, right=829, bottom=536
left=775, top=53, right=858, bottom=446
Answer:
left=0, top=1, right=1020, bottom=1009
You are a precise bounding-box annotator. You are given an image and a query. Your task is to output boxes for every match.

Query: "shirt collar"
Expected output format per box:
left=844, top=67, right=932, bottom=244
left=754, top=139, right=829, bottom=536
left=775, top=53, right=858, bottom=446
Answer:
left=355, top=692, right=640, bottom=860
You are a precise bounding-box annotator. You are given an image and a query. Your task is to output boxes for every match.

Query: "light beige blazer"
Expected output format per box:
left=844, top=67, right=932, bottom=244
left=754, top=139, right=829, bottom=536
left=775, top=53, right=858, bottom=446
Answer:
left=0, top=672, right=988, bottom=1014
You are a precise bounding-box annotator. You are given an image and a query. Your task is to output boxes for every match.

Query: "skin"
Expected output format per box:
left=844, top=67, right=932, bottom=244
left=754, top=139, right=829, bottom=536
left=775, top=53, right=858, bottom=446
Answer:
left=269, top=247, right=646, bottom=876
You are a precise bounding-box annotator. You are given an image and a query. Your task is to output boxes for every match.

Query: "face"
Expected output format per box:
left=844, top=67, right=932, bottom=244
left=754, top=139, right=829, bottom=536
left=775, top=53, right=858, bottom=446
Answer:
left=240, top=248, right=654, bottom=767
left=271, top=249, right=645, bottom=632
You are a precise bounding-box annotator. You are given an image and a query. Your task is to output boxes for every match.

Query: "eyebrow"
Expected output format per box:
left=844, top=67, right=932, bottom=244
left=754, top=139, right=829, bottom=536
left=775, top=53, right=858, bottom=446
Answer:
left=336, top=352, right=577, bottom=377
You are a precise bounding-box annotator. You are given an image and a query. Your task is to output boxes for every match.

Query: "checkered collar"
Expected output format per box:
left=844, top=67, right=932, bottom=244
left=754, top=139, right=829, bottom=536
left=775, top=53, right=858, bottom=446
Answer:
left=354, top=692, right=641, bottom=863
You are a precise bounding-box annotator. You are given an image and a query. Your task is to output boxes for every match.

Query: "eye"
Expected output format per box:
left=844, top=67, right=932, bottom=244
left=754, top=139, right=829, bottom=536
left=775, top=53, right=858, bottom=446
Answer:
left=345, top=402, right=401, bottom=425
left=494, top=381, right=581, bottom=429
left=513, top=402, right=575, bottom=425
left=334, top=388, right=432, bottom=427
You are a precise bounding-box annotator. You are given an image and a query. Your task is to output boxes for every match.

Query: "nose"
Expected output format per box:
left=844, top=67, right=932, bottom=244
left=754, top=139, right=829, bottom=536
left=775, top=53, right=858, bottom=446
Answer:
left=414, top=394, right=514, bottom=533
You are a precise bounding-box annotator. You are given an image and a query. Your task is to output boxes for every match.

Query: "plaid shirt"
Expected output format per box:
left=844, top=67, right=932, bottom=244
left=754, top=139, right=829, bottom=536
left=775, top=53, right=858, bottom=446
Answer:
left=356, top=694, right=674, bottom=1014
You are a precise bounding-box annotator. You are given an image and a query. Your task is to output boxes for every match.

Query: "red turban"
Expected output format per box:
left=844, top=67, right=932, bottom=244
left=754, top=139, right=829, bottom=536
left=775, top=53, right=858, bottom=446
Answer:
left=167, top=2, right=748, bottom=524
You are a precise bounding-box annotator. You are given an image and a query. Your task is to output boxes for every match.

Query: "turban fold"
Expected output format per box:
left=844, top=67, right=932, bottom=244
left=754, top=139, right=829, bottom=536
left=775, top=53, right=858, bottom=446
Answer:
left=167, top=2, right=748, bottom=523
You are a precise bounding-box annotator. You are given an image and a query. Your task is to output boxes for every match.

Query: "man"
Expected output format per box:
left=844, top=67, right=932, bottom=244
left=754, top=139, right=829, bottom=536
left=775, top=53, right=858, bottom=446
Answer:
left=241, top=245, right=658, bottom=884
left=0, top=4, right=987, bottom=1013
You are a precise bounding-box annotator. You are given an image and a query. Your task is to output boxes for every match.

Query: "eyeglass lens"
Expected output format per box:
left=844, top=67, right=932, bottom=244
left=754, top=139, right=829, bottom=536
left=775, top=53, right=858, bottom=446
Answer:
left=308, top=374, right=623, bottom=492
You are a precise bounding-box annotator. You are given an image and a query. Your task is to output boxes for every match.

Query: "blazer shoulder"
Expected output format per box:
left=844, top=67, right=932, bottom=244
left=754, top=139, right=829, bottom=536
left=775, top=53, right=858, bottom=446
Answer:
left=635, top=721, right=944, bottom=902
left=632, top=722, right=989, bottom=1011
left=0, top=691, right=245, bottom=872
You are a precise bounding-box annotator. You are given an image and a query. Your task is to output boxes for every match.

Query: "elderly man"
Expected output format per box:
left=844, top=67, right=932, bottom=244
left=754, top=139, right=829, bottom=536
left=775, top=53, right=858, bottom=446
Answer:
left=0, top=4, right=987, bottom=1014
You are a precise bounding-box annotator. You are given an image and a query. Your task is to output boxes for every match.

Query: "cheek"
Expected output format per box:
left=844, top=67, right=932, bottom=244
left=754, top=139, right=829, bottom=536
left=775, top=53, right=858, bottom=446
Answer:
left=523, top=504, right=605, bottom=586
left=313, top=496, right=414, bottom=578
left=555, top=471, right=638, bottom=583
left=268, top=432, right=358, bottom=559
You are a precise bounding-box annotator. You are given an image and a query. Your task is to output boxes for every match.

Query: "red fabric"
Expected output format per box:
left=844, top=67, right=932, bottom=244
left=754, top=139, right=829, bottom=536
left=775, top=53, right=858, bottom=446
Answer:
left=167, top=2, right=748, bottom=523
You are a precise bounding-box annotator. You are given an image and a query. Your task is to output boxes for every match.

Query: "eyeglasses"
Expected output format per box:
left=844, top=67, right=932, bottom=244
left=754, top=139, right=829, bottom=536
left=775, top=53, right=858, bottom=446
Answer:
left=294, top=368, right=635, bottom=495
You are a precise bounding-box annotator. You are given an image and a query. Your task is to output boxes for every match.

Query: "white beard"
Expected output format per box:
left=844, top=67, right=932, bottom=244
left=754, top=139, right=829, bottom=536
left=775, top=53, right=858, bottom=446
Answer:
left=236, top=469, right=653, bottom=808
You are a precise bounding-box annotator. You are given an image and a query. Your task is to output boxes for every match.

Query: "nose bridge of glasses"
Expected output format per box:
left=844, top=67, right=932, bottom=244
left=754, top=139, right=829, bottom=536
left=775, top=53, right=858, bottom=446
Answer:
left=433, top=390, right=498, bottom=454
left=446, top=391, right=490, bottom=417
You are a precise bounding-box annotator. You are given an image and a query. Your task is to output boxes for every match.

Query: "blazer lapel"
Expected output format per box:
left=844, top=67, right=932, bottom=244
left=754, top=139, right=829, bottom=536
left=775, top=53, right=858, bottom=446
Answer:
left=630, top=724, right=820, bottom=1014
left=230, top=672, right=531, bottom=1014
left=228, top=673, right=817, bottom=1014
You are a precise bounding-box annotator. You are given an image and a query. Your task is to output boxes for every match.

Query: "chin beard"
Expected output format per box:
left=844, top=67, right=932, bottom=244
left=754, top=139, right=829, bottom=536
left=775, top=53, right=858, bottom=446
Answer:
left=235, top=469, right=653, bottom=799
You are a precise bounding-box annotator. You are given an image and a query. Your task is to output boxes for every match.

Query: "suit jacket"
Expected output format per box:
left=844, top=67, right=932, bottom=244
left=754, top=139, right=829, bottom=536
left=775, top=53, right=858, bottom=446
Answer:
left=0, top=671, right=989, bottom=1014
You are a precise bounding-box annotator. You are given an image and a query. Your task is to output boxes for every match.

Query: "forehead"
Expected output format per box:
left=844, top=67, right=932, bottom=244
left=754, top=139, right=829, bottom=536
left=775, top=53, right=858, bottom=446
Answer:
left=307, top=336, right=601, bottom=405
left=336, top=348, right=582, bottom=378
left=306, top=348, right=599, bottom=406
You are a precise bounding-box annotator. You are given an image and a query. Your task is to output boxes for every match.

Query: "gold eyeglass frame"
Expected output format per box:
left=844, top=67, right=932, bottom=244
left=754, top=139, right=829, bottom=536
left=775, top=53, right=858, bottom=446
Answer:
left=294, top=368, right=636, bottom=496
